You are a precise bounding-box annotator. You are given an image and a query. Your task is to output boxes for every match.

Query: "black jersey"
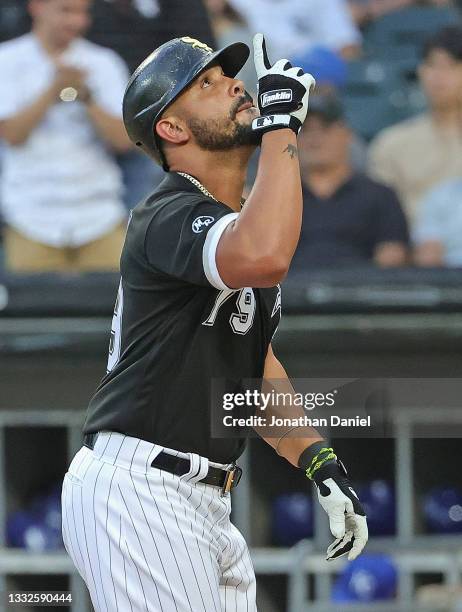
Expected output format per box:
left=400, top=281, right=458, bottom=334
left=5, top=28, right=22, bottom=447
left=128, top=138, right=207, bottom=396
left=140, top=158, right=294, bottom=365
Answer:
left=83, top=172, right=281, bottom=463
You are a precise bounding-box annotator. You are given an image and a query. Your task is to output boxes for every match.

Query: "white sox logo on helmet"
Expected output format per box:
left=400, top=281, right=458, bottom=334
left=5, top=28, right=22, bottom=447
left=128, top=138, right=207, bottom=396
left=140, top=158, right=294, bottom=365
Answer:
left=180, top=37, right=212, bottom=53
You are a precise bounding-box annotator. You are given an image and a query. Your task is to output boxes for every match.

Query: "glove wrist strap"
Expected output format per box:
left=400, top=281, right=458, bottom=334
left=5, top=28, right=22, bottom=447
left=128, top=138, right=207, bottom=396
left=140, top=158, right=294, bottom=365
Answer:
left=252, top=114, right=301, bottom=135
left=298, top=441, right=337, bottom=481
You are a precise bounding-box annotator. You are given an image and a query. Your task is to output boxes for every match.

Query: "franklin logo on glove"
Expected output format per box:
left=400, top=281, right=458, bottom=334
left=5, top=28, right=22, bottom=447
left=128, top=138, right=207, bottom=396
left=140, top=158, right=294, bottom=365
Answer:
left=251, top=33, right=315, bottom=136
left=260, top=89, right=293, bottom=108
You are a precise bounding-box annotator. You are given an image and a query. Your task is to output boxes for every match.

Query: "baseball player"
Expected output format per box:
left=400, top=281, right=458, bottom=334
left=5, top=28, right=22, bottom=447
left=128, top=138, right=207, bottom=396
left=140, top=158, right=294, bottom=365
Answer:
left=61, top=34, right=368, bottom=611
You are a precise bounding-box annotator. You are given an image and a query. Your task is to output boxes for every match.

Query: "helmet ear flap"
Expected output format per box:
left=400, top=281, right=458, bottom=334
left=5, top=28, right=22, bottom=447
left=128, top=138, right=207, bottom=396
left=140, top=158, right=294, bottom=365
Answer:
left=152, top=118, right=170, bottom=171
left=153, top=132, right=169, bottom=171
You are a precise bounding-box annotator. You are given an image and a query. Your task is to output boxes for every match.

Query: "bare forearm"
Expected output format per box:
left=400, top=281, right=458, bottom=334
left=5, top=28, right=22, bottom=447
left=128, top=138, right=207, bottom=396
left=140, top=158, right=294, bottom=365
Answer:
left=247, top=130, right=302, bottom=259
left=260, top=400, right=324, bottom=467
left=0, top=85, right=57, bottom=145
left=85, top=102, right=132, bottom=153
left=237, top=129, right=302, bottom=264
left=217, top=129, right=302, bottom=287
left=256, top=346, right=324, bottom=467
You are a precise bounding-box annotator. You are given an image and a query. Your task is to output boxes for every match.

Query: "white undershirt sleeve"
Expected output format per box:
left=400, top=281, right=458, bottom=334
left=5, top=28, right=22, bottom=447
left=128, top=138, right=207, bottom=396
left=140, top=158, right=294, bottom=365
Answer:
left=202, top=212, right=239, bottom=290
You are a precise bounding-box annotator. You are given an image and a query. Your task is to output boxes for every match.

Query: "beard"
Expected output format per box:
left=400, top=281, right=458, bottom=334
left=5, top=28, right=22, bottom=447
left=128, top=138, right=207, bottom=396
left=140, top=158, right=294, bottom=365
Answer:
left=185, top=93, right=262, bottom=151
left=187, top=117, right=261, bottom=150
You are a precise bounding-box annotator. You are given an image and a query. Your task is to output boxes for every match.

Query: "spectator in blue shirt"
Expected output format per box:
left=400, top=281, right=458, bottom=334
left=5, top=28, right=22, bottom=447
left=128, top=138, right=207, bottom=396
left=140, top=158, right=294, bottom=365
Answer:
left=414, top=178, right=462, bottom=266
left=292, top=94, right=409, bottom=270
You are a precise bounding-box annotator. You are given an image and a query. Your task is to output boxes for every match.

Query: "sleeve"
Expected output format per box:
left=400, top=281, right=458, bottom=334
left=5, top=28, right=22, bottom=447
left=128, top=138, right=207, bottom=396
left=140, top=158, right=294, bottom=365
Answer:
left=373, top=184, right=409, bottom=246
left=145, top=197, right=239, bottom=289
left=88, top=49, right=130, bottom=117
left=413, top=186, right=448, bottom=245
left=0, top=48, right=22, bottom=119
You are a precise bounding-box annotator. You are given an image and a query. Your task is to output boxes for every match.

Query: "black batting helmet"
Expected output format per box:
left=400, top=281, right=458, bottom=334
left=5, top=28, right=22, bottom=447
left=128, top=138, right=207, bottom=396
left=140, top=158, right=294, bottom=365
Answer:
left=122, top=36, right=250, bottom=171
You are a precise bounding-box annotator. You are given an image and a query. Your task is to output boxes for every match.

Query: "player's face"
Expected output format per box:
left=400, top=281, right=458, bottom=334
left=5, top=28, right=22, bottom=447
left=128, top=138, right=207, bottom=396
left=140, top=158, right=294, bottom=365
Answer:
left=419, top=49, right=462, bottom=110
left=298, top=115, right=351, bottom=170
left=30, top=0, right=92, bottom=46
left=178, top=65, right=261, bottom=150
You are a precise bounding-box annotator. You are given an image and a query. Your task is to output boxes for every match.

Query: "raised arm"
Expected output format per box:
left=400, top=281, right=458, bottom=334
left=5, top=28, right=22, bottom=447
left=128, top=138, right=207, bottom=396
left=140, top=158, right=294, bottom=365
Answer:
left=216, top=34, right=315, bottom=289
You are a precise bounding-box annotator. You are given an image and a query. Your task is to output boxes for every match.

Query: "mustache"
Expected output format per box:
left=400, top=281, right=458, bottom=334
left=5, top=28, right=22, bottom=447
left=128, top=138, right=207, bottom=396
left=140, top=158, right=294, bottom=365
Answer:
left=230, top=91, right=254, bottom=120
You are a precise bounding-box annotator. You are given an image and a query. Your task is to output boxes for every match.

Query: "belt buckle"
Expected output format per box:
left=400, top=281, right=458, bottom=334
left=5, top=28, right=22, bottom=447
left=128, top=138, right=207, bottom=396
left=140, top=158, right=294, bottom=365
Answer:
left=221, top=464, right=242, bottom=497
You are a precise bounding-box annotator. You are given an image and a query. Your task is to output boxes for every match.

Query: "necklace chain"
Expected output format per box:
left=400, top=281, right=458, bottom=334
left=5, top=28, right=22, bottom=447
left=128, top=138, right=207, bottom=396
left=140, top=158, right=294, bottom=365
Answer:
left=177, top=172, right=217, bottom=202
left=177, top=171, right=245, bottom=208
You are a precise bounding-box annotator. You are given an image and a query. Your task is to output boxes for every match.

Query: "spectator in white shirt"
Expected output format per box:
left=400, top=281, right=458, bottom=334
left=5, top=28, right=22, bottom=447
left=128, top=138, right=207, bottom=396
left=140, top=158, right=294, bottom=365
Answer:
left=227, top=0, right=362, bottom=60
left=0, top=0, right=131, bottom=273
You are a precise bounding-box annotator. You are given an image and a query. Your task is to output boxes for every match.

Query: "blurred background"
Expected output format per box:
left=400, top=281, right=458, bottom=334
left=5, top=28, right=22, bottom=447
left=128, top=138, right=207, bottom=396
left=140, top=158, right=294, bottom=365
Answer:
left=1, top=0, right=462, bottom=610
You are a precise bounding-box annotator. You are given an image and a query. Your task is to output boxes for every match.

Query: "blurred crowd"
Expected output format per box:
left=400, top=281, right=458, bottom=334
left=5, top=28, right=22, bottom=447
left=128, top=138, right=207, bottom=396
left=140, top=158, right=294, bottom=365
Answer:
left=0, top=0, right=462, bottom=273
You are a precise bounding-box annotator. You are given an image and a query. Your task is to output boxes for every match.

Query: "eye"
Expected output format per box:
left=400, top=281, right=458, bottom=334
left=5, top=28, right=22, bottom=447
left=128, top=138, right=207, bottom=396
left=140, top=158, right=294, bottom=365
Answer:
left=201, top=76, right=212, bottom=88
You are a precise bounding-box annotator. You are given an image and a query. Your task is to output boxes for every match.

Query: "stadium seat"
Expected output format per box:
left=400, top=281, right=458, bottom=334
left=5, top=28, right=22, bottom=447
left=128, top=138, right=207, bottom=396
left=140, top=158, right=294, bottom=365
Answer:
left=332, top=553, right=397, bottom=602
left=363, top=5, right=460, bottom=49
left=343, top=6, right=459, bottom=139
left=357, top=480, right=396, bottom=536
left=371, top=44, right=421, bottom=84
left=342, top=58, right=420, bottom=139
left=343, top=92, right=391, bottom=140
left=6, top=484, right=64, bottom=551
left=0, top=0, right=29, bottom=43
left=423, top=486, right=462, bottom=534
left=271, top=492, right=313, bottom=546
left=345, top=58, right=389, bottom=90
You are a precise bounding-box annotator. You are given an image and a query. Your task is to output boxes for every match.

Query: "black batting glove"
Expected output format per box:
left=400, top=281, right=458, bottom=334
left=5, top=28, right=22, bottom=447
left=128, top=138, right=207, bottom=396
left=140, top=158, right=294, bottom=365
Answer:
left=251, top=33, right=315, bottom=136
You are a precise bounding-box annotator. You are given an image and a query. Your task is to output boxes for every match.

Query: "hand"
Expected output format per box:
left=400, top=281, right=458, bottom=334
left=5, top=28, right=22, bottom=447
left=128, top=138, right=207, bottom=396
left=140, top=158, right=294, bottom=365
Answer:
left=251, top=33, right=315, bottom=135
left=52, top=64, right=89, bottom=102
left=313, top=459, right=368, bottom=561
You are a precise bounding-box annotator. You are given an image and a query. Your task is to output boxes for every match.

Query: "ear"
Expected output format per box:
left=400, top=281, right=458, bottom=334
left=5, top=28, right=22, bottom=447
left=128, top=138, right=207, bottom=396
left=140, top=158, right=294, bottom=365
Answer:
left=155, top=117, right=189, bottom=146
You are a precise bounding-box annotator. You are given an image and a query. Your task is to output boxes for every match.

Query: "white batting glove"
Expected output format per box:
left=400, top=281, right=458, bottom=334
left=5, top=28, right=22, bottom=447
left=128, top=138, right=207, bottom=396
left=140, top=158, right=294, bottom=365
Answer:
left=251, top=33, right=315, bottom=135
left=314, top=461, right=368, bottom=561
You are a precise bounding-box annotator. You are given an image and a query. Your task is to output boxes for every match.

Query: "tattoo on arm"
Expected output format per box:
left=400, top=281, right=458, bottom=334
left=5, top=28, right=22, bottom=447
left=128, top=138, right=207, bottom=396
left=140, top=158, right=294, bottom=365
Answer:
left=283, top=144, right=298, bottom=159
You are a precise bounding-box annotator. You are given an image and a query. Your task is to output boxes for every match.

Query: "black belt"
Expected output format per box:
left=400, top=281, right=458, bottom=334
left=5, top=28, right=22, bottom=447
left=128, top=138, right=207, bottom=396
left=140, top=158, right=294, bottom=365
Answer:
left=83, top=433, right=242, bottom=495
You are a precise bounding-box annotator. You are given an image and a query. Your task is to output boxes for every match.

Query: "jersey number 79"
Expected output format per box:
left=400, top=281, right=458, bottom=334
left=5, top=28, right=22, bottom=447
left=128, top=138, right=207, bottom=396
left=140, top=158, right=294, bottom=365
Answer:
left=203, top=288, right=256, bottom=335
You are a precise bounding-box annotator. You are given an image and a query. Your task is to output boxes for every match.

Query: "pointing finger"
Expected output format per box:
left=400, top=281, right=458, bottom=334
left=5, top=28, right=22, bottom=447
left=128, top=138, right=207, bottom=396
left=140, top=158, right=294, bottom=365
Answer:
left=253, top=33, right=271, bottom=77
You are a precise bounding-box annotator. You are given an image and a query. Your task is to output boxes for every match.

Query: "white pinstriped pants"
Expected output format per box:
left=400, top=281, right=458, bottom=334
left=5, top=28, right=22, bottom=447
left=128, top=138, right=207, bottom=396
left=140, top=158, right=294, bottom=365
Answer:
left=61, top=431, right=257, bottom=612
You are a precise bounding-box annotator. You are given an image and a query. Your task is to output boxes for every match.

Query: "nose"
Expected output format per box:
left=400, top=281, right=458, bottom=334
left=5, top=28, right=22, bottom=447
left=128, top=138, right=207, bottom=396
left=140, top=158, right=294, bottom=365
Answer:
left=229, top=77, right=245, bottom=97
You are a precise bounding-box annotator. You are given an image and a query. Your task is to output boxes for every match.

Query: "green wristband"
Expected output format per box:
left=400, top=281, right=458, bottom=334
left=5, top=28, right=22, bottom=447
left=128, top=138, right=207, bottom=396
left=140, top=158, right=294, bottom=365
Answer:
left=305, top=449, right=337, bottom=480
